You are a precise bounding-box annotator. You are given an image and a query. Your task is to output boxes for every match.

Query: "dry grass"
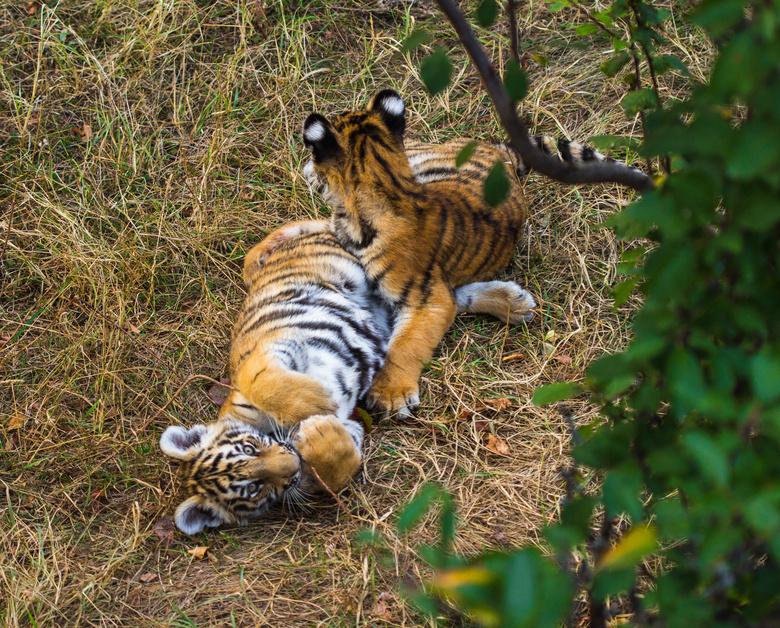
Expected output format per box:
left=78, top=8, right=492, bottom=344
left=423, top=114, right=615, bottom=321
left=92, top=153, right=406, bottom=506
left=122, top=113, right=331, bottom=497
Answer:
left=0, top=1, right=709, bottom=626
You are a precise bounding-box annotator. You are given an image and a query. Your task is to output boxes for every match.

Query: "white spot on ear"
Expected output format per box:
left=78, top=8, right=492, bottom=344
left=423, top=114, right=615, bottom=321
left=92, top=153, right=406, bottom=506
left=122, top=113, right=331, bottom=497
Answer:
left=305, top=121, right=326, bottom=143
left=381, top=95, right=404, bottom=116
left=174, top=496, right=225, bottom=535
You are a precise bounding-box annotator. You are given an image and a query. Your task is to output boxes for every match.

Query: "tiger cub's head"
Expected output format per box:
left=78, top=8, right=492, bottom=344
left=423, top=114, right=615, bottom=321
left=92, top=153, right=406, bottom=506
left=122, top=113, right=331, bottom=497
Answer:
left=160, top=420, right=303, bottom=535
left=302, top=89, right=412, bottom=207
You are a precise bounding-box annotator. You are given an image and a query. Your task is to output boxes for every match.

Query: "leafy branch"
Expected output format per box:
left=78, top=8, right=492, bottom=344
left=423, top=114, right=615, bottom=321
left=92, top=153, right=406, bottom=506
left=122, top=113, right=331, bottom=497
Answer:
left=434, top=0, right=654, bottom=192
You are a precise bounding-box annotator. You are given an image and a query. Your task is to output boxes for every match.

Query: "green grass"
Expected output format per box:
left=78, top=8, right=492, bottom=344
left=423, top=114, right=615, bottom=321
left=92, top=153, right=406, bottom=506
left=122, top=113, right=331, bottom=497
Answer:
left=0, top=0, right=710, bottom=625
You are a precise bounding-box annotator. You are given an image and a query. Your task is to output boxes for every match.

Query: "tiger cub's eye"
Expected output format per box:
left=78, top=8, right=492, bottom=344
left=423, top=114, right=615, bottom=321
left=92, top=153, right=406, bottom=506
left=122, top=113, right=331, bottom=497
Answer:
left=243, top=444, right=255, bottom=455
left=247, top=482, right=260, bottom=495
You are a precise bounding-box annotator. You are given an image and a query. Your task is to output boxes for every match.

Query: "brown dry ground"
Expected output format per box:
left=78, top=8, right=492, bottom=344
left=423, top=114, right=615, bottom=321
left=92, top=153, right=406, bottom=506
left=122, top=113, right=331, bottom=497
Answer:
left=1, top=1, right=709, bottom=626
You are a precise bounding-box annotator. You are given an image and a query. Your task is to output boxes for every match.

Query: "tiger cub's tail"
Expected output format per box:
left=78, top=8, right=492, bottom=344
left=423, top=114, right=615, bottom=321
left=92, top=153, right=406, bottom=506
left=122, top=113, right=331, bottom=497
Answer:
left=504, top=135, right=644, bottom=179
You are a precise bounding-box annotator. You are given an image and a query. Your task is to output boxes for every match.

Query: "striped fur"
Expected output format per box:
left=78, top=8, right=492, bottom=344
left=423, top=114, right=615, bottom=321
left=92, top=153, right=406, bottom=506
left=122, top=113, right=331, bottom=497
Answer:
left=160, top=229, right=393, bottom=534
left=301, top=89, right=537, bottom=417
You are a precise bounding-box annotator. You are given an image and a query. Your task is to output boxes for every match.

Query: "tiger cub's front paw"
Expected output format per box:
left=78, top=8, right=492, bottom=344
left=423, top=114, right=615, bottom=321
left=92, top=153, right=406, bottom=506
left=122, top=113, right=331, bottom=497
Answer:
left=366, top=373, right=420, bottom=420
left=295, top=415, right=360, bottom=493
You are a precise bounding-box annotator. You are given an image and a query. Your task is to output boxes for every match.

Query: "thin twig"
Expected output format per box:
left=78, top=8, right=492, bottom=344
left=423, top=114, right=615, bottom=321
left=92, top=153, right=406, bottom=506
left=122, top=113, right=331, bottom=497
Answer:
left=140, top=374, right=237, bottom=431
left=434, top=0, right=654, bottom=191
left=307, top=463, right=352, bottom=518
left=506, top=0, right=520, bottom=65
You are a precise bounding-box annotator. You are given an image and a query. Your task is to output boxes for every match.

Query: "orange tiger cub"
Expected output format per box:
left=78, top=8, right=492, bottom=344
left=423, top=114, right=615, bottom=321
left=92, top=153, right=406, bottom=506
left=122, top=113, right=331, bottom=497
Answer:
left=300, top=89, right=535, bottom=417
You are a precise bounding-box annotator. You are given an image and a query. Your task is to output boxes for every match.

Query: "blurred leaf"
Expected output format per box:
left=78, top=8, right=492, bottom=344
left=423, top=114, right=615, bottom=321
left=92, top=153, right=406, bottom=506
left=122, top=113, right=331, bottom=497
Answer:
left=692, top=0, right=747, bottom=38
left=589, top=134, right=640, bottom=151
left=532, top=382, right=582, bottom=405
left=575, top=23, right=599, bottom=35
left=603, top=467, right=644, bottom=520
left=547, top=1, right=569, bottom=12
left=726, top=124, right=780, bottom=180
left=455, top=141, right=478, bottom=168
left=682, top=432, right=730, bottom=487
left=597, top=525, right=657, bottom=572
left=397, top=483, right=443, bottom=534
left=600, top=51, right=631, bottom=77
left=621, top=88, right=658, bottom=115
left=400, top=28, right=431, bottom=54
left=752, top=349, right=780, bottom=403
left=420, top=48, right=452, bottom=95
left=6, top=414, right=26, bottom=430
left=613, top=276, right=641, bottom=307
left=483, top=162, right=510, bottom=207
left=476, top=0, right=499, bottom=27
left=503, top=59, right=528, bottom=101
left=529, top=52, right=549, bottom=66
left=652, top=54, right=688, bottom=75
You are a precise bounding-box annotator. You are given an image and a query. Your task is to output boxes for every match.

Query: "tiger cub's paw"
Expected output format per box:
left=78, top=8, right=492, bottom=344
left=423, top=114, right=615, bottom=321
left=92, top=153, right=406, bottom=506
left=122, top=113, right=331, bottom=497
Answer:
left=295, top=415, right=360, bottom=493
left=499, top=282, right=537, bottom=324
left=366, top=376, right=420, bottom=421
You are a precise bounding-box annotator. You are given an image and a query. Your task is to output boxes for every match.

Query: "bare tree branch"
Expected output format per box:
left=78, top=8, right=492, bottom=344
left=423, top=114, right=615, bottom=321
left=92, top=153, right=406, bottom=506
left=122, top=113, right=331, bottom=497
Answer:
left=434, top=0, right=655, bottom=192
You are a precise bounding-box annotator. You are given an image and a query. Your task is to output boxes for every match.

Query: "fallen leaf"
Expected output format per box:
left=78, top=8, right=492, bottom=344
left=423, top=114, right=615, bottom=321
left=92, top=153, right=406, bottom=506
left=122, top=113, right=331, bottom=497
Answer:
left=486, top=433, right=510, bottom=455
left=7, top=414, right=26, bottom=430
left=501, top=351, right=526, bottom=362
left=187, top=546, right=210, bottom=559
left=90, top=488, right=106, bottom=502
left=492, top=527, right=508, bottom=544
left=125, top=321, right=141, bottom=334
left=544, top=329, right=559, bottom=342
left=82, top=123, right=93, bottom=141
left=207, top=379, right=231, bottom=406
left=29, top=401, right=42, bottom=412
left=152, top=516, right=175, bottom=548
left=139, top=572, right=157, bottom=583
left=25, top=0, right=42, bottom=15
left=473, top=419, right=491, bottom=433
left=556, top=354, right=573, bottom=365
left=371, top=592, right=394, bottom=621
left=542, top=342, right=556, bottom=358
left=484, top=397, right=512, bottom=411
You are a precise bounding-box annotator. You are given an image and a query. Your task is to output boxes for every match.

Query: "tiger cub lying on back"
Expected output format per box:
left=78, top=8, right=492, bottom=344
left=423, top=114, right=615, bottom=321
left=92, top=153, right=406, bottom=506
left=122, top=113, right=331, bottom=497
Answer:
left=278, top=89, right=537, bottom=418
left=160, top=226, right=531, bottom=534
left=159, top=229, right=392, bottom=534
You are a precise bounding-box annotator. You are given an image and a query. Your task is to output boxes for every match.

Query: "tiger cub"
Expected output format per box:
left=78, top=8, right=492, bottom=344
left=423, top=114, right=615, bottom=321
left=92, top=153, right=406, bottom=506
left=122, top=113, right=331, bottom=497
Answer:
left=160, top=226, right=529, bottom=534
left=299, top=89, right=537, bottom=417
left=159, top=228, right=393, bottom=535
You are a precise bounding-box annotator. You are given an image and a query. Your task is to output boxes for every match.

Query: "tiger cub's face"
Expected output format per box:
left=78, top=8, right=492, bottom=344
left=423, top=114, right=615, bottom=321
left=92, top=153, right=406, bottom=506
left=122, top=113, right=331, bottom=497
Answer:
left=160, top=420, right=303, bottom=535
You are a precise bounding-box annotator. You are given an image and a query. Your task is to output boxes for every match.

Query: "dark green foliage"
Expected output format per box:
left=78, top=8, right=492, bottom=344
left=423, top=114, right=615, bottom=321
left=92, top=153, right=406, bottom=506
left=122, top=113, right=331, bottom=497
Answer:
left=503, top=59, right=528, bottom=102
left=395, top=0, right=780, bottom=624
left=483, top=162, right=510, bottom=207
left=420, top=48, right=453, bottom=95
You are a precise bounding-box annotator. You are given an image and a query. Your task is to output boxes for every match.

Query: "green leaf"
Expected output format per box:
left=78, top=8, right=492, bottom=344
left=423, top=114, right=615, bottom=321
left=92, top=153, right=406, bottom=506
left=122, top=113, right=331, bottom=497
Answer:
left=476, top=0, right=499, bottom=27
left=575, top=23, right=599, bottom=36
left=400, top=28, right=431, bottom=55
left=691, top=0, right=746, bottom=38
left=420, top=48, right=452, bottom=95
left=561, top=496, right=595, bottom=543
left=603, top=467, right=644, bottom=520
left=726, top=124, right=780, bottom=180
left=503, top=58, right=528, bottom=102
left=455, top=141, right=478, bottom=168
left=682, top=432, right=730, bottom=488
left=621, top=88, right=658, bottom=115
left=397, top=483, right=442, bottom=534
left=547, top=1, right=569, bottom=12
left=652, top=54, right=688, bottom=76
left=589, top=134, right=639, bottom=151
left=532, top=382, right=583, bottom=405
left=613, top=276, right=640, bottom=307
left=752, top=349, right=780, bottom=403
left=600, top=51, right=631, bottom=78
left=483, top=162, right=510, bottom=207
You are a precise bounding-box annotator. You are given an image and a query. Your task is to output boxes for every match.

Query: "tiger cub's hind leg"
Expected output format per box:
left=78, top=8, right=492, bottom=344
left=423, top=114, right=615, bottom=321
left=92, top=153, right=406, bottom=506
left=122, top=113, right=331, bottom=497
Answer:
left=455, top=281, right=537, bottom=324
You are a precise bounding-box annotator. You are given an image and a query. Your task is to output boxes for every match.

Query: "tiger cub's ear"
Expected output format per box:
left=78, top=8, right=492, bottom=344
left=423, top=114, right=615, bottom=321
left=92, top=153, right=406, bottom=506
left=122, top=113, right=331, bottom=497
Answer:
left=303, top=114, right=342, bottom=164
left=174, top=495, right=225, bottom=535
left=159, top=424, right=208, bottom=461
left=369, top=89, right=406, bottom=141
